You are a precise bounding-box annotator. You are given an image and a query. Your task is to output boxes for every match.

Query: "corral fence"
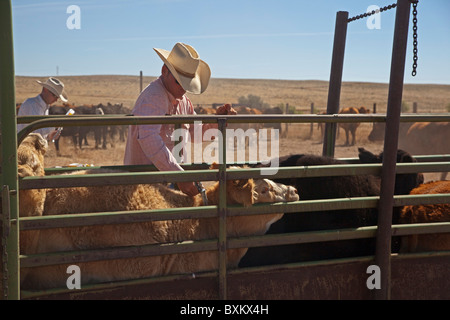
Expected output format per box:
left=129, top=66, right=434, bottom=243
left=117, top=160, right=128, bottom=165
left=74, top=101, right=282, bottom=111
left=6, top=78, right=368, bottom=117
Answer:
left=2, top=0, right=450, bottom=300
left=5, top=112, right=450, bottom=300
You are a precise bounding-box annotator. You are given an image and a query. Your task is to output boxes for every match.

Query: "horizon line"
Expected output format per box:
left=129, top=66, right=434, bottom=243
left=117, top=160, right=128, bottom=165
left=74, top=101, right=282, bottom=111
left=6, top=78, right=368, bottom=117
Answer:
left=14, top=74, right=450, bottom=86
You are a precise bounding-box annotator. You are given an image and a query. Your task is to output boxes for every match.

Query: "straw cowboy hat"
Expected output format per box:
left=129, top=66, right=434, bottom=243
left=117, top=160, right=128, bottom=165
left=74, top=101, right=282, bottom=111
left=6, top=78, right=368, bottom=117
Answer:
left=154, top=43, right=211, bottom=94
left=36, top=77, right=68, bottom=102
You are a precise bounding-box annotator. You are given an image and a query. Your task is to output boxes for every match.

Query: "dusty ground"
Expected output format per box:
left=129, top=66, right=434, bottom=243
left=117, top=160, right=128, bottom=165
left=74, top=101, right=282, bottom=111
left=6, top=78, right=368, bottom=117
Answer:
left=43, top=121, right=381, bottom=167
left=43, top=122, right=441, bottom=183
left=15, top=75, right=448, bottom=182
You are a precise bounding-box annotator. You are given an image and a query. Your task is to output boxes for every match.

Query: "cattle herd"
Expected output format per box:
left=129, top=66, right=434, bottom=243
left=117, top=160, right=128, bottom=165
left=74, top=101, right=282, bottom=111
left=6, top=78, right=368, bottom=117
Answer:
left=4, top=103, right=450, bottom=295
left=40, top=103, right=287, bottom=154
left=47, top=102, right=131, bottom=154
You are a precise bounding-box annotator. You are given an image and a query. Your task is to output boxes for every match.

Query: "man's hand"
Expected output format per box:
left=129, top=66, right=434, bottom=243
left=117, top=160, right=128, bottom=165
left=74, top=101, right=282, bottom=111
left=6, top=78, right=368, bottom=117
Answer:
left=47, top=128, right=60, bottom=142
left=216, top=103, right=237, bottom=115
left=177, top=181, right=200, bottom=197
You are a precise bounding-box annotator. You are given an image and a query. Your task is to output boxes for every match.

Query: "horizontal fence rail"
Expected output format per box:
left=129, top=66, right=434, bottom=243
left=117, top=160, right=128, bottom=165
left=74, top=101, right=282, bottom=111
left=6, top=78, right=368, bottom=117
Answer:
left=19, top=162, right=450, bottom=190
left=18, top=218, right=450, bottom=269
left=11, top=113, right=450, bottom=299
left=17, top=194, right=450, bottom=230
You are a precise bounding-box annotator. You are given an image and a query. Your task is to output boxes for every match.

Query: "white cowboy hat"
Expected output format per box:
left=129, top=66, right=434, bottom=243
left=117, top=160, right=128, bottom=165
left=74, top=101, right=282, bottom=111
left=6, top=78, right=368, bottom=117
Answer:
left=36, top=77, right=68, bottom=102
left=154, top=43, right=211, bottom=94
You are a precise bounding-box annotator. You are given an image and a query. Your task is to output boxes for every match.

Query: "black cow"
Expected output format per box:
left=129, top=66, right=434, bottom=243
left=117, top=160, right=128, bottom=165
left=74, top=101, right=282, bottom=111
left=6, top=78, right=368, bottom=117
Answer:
left=49, top=105, right=78, bottom=154
left=238, top=148, right=424, bottom=267
left=49, top=104, right=101, bottom=154
left=94, top=103, right=130, bottom=149
left=74, top=104, right=100, bottom=148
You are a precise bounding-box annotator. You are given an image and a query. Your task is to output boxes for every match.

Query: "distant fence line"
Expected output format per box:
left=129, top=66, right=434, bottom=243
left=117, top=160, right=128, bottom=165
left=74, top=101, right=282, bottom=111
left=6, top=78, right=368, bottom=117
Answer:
left=138, top=71, right=439, bottom=114
left=195, top=102, right=424, bottom=114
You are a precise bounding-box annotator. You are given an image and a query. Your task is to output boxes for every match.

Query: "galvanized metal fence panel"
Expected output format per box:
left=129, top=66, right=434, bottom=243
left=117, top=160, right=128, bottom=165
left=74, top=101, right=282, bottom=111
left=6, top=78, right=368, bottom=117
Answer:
left=9, top=113, right=450, bottom=299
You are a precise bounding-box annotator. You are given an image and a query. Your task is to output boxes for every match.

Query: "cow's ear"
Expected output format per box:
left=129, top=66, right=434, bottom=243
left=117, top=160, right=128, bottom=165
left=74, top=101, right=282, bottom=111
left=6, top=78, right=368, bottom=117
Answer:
left=209, top=162, right=219, bottom=170
left=401, top=153, right=415, bottom=163
left=232, top=178, right=250, bottom=189
left=232, top=179, right=243, bottom=188
left=358, top=148, right=378, bottom=163
left=31, top=133, right=48, bottom=155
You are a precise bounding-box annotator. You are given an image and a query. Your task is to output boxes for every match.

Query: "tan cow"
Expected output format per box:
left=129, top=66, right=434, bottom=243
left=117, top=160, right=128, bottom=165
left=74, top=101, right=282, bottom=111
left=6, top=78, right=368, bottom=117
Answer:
left=17, top=134, right=48, bottom=255
left=399, top=122, right=450, bottom=179
left=338, top=106, right=370, bottom=146
left=16, top=134, right=299, bottom=290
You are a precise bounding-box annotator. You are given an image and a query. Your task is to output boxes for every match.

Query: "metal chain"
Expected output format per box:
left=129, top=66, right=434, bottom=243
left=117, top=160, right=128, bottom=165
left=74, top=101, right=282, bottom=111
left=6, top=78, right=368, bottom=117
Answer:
left=347, top=3, right=397, bottom=22
left=411, top=0, right=419, bottom=76
left=348, top=1, right=419, bottom=76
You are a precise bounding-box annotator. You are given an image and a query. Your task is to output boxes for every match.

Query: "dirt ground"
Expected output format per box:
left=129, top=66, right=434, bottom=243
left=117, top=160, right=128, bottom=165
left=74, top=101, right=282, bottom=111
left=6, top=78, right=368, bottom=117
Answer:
left=16, top=75, right=446, bottom=183
left=43, top=121, right=442, bottom=183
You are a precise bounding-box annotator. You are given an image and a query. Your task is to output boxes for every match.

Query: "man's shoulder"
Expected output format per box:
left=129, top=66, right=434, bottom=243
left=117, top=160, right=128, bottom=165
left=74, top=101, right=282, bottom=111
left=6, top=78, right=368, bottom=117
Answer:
left=138, top=78, right=166, bottom=99
left=133, top=82, right=169, bottom=115
left=18, top=95, right=43, bottom=115
left=22, top=94, right=41, bottom=105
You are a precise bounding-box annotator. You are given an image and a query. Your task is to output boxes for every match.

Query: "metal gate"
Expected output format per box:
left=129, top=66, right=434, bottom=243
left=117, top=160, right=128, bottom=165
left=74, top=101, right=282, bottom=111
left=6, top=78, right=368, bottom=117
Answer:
left=2, top=0, right=450, bottom=300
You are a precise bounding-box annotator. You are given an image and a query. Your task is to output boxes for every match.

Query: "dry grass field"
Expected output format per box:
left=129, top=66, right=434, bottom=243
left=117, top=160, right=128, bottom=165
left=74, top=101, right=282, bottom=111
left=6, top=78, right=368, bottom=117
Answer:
left=15, top=75, right=450, bottom=182
left=16, top=75, right=450, bottom=113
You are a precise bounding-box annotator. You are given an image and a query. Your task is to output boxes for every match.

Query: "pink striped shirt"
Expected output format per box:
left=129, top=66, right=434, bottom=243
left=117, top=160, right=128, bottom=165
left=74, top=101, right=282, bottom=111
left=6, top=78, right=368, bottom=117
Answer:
left=123, top=77, right=213, bottom=171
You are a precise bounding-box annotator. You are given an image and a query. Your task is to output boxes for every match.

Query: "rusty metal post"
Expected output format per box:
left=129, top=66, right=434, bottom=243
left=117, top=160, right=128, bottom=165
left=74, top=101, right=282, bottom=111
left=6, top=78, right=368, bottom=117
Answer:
left=217, top=118, right=227, bottom=300
left=323, top=11, right=348, bottom=157
left=285, top=103, right=289, bottom=135
left=309, top=102, right=314, bottom=138
left=375, top=0, right=411, bottom=300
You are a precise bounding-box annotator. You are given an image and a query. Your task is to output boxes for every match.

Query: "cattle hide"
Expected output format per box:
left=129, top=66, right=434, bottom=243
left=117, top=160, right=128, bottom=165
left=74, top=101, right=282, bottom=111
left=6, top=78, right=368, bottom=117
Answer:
left=239, top=148, right=424, bottom=267
left=399, top=180, right=450, bottom=253
left=15, top=139, right=298, bottom=290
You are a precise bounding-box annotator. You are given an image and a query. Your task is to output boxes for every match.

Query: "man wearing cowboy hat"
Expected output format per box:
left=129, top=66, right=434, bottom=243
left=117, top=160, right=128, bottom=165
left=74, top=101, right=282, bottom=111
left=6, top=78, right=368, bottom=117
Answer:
left=17, top=77, right=69, bottom=140
left=124, top=42, right=237, bottom=196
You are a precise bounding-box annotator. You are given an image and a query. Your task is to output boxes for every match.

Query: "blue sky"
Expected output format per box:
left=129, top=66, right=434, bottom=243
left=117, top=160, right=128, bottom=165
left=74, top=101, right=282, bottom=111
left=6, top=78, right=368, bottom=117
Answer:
left=11, top=0, right=450, bottom=84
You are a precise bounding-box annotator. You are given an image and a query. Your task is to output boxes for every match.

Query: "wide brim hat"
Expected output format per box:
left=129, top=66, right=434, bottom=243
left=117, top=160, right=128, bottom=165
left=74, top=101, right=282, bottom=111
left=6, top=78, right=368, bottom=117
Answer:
left=36, top=77, right=68, bottom=102
left=154, top=43, right=211, bottom=94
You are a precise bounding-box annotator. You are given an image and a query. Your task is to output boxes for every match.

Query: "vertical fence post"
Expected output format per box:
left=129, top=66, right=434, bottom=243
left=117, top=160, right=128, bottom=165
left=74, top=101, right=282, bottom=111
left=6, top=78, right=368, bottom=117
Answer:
left=309, top=102, right=315, bottom=138
left=413, top=102, right=417, bottom=113
left=0, top=0, right=20, bottom=300
left=323, top=11, right=349, bottom=157
left=139, top=71, right=143, bottom=93
left=375, top=0, right=411, bottom=300
left=217, top=118, right=227, bottom=300
left=285, top=103, right=289, bottom=135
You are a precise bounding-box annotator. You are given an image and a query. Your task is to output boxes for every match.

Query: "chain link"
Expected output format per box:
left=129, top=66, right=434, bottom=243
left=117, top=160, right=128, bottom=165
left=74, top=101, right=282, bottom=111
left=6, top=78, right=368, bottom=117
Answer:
left=347, top=3, right=397, bottom=22
left=411, top=0, right=418, bottom=76
left=348, top=1, right=419, bottom=77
